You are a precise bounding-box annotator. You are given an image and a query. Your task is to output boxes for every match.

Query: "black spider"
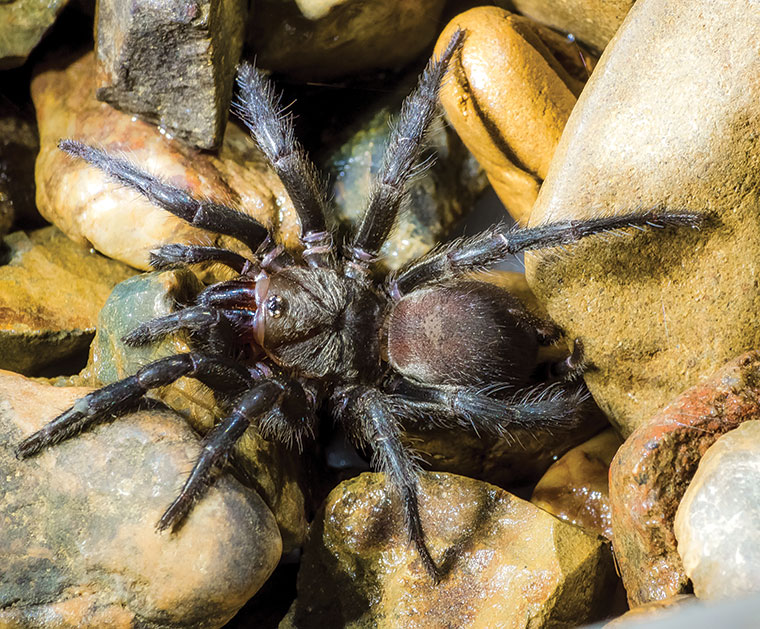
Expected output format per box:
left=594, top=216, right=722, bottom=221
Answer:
left=16, top=30, right=702, bottom=581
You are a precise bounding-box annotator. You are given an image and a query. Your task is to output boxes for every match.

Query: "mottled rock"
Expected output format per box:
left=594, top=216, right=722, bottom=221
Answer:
left=675, top=421, right=760, bottom=600
left=532, top=428, right=621, bottom=538
left=324, top=98, right=486, bottom=270
left=287, top=472, right=615, bottom=628
left=437, top=8, right=586, bottom=224
left=0, top=370, right=281, bottom=628
left=525, top=0, right=760, bottom=436
left=604, top=595, right=695, bottom=628
left=78, top=270, right=308, bottom=551
left=0, top=0, right=70, bottom=69
left=0, top=226, right=134, bottom=376
left=0, top=103, right=38, bottom=234
left=96, top=0, right=247, bottom=149
left=249, top=0, right=446, bottom=80
left=609, top=351, right=760, bottom=607
left=505, top=0, right=635, bottom=52
left=32, top=51, right=301, bottom=270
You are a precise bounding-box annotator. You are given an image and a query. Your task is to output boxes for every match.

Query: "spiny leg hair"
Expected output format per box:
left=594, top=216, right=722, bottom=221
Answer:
left=150, top=244, right=253, bottom=275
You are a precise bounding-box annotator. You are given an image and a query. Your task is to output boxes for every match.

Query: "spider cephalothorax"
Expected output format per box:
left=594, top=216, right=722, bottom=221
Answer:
left=16, top=30, right=702, bottom=581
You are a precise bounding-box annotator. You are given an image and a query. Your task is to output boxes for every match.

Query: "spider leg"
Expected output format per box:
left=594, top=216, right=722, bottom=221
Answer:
left=58, top=140, right=270, bottom=252
left=389, top=209, right=706, bottom=296
left=345, top=29, right=465, bottom=276
left=334, top=386, right=441, bottom=581
left=150, top=244, right=254, bottom=275
left=234, top=65, right=334, bottom=267
left=15, top=353, right=254, bottom=459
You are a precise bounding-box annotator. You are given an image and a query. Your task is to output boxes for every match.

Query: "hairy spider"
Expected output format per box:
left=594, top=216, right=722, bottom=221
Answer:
left=16, top=31, right=702, bottom=581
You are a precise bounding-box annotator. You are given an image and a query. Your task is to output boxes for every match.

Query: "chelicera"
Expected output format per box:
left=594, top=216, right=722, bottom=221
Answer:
left=16, top=31, right=702, bottom=581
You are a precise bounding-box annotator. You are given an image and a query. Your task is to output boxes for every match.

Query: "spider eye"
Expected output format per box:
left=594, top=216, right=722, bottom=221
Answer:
left=266, top=294, right=285, bottom=318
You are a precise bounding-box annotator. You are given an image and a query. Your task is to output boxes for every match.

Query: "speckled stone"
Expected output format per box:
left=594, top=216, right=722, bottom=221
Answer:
left=675, top=421, right=760, bottom=600
left=32, top=51, right=301, bottom=270
left=286, top=472, right=616, bottom=628
left=0, top=370, right=281, bottom=628
left=609, top=351, right=760, bottom=607
left=525, top=0, right=760, bottom=436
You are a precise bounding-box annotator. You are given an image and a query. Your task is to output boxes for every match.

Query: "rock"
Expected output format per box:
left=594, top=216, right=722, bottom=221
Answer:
left=525, top=0, right=760, bottom=436
left=436, top=8, right=587, bottom=224
left=286, top=472, right=616, bottom=628
left=77, top=270, right=308, bottom=551
left=609, top=351, right=760, bottom=607
left=324, top=96, right=487, bottom=271
left=0, top=102, right=38, bottom=234
left=0, top=226, right=135, bottom=376
left=0, top=0, right=70, bottom=69
left=604, top=595, right=695, bottom=627
left=0, top=370, right=281, bottom=628
left=531, top=427, right=621, bottom=538
left=675, top=421, right=760, bottom=600
left=249, top=0, right=446, bottom=80
left=504, top=0, right=635, bottom=52
left=32, top=51, right=302, bottom=270
left=96, top=0, right=247, bottom=149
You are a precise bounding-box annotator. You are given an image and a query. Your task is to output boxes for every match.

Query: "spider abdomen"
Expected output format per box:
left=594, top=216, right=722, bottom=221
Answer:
left=386, top=280, right=540, bottom=387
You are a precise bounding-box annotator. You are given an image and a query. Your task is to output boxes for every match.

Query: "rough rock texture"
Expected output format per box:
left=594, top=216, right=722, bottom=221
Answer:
left=325, top=99, right=486, bottom=271
left=675, top=421, right=760, bottom=600
left=32, top=51, right=301, bottom=270
left=286, top=472, right=616, bottom=628
left=0, top=103, right=38, bottom=234
left=0, top=0, right=70, bottom=69
left=249, top=0, right=446, bottom=80
left=604, top=595, right=695, bottom=628
left=525, top=0, right=760, bottom=436
left=73, top=270, right=308, bottom=552
left=436, top=8, right=586, bottom=224
left=96, top=0, right=247, bottom=149
left=0, top=370, right=281, bottom=628
left=0, top=226, right=135, bottom=376
left=505, top=0, right=635, bottom=52
left=531, top=428, right=621, bottom=539
left=609, top=351, right=760, bottom=607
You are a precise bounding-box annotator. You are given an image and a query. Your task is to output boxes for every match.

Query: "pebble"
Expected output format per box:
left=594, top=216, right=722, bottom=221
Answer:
left=675, top=421, right=760, bottom=600
left=525, top=0, right=760, bottom=436
left=0, top=370, right=281, bottom=628
left=609, top=351, right=760, bottom=606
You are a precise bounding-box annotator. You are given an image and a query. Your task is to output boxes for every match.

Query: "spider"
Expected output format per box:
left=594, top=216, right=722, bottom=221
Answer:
left=15, top=30, right=702, bottom=582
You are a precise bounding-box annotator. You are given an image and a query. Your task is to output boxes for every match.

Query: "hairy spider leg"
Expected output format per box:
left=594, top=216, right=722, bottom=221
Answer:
left=345, top=29, right=466, bottom=274
left=389, top=209, right=705, bottom=296
left=234, top=64, right=334, bottom=267
left=150, top=244, right=253, bottom=275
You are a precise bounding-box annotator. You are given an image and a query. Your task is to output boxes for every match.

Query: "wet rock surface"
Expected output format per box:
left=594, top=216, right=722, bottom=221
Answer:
left=0, top=370, right=281, bottom=628
left=0, top=226, right=135, bottom=376
left=675, top=421, right=760, bottom=600
left=531, top=428, right=621, bottom=539
left=0, top=0, right=70, bottom=69
left=249, top=0, right=446, bottom=80
left=96, top=0, right=247, bottom=149
left=32, top=51, right=301, bottom=270
left=286, top=472, right=615, bottom=628
left=525, top=0, right=760, bottom=436
left=436, top=8, right=586, bottom=224
left=609, top=351, right=760, bottom=607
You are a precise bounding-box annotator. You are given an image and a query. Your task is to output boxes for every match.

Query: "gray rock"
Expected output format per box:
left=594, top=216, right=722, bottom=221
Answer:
left=96, top=0, right=248, bottom=149
left=0, top=0, right=70, bottom=69
left=675, top=421, right=760, bottom=600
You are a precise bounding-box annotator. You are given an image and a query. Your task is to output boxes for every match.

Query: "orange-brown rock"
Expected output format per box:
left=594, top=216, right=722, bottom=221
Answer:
left=609, top=351, right=760, bottom=607
left=286, top=472, right=616, bottom=628
left=436, top=8, right=587, bottom=224
left=525, top=0, right=760, bottom=436
left=32, top=51, right=301, bottom=270
left=531, top=428, right=621, bottom=538
left=0, top=370, right=281, bottom=628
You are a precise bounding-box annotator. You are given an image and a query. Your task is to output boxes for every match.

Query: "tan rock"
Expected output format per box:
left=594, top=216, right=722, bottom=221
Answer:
left=249, top=0, right=446, bottom=80
left=32, top=51, right=301, bottom=270
left=525, top=0, right=760, bottom=436
left=0, top=226, right=134, bottom=376
left=436, top=8, right=587, bottom=224
left=0, top=370, right=281, bottom=628
left=287, top=472, right=616, bottom=628
left=531, top=428, right=621, bottom=538
left=604, top=595, right=695, bottom=627
left=506, top=0, right=635, bottom=52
